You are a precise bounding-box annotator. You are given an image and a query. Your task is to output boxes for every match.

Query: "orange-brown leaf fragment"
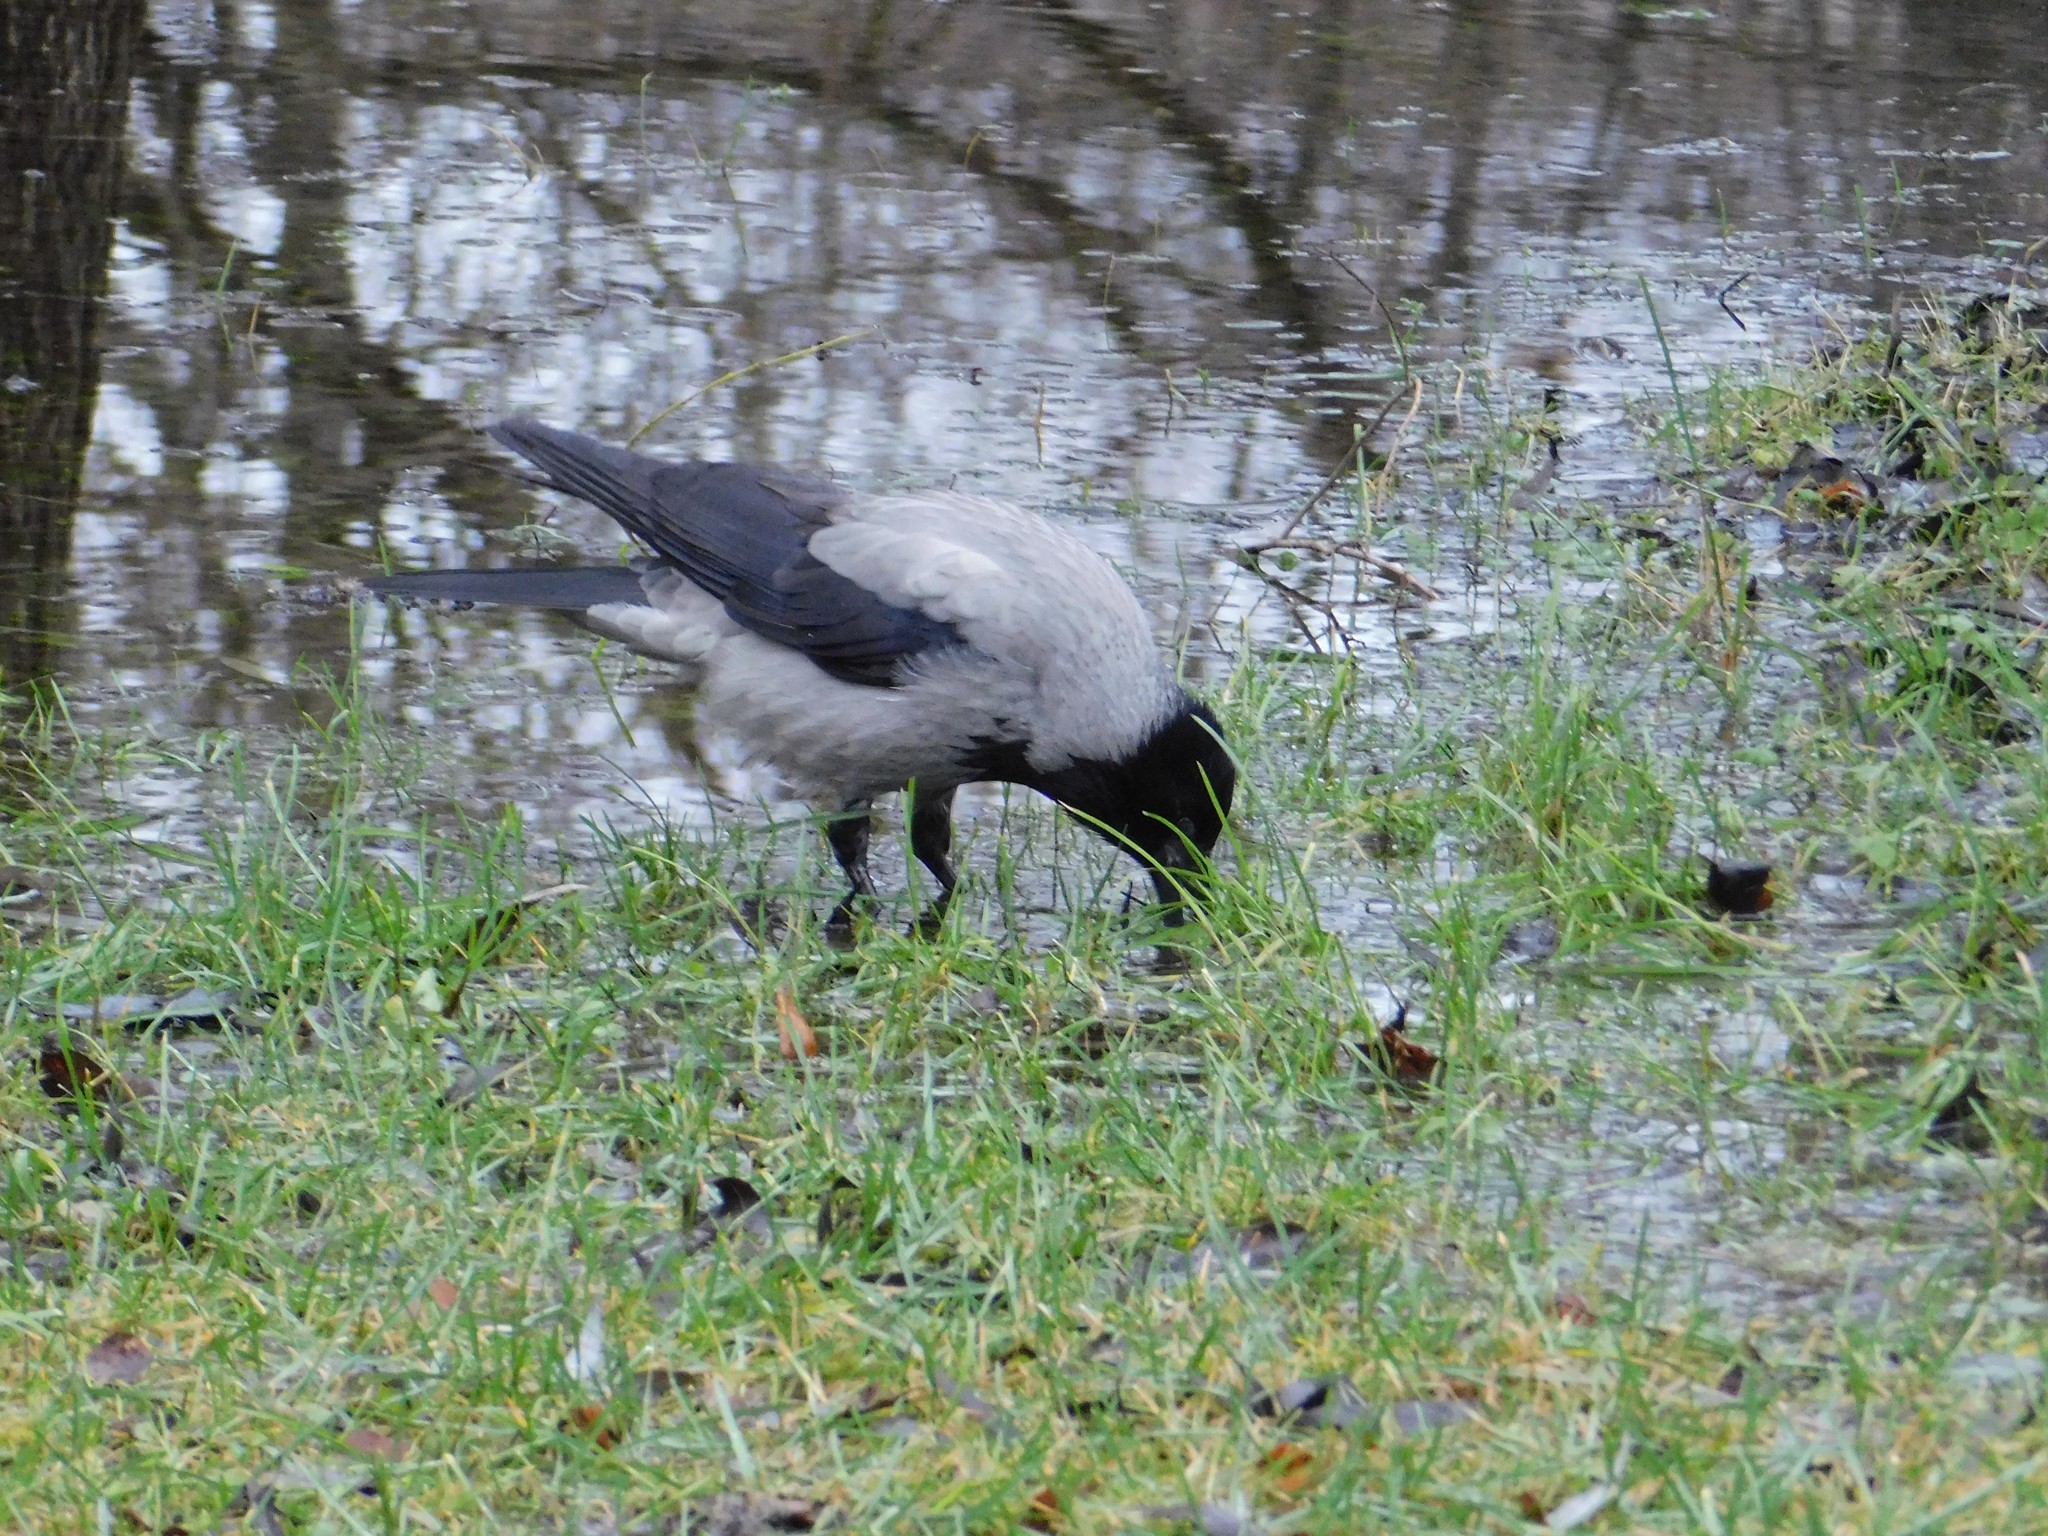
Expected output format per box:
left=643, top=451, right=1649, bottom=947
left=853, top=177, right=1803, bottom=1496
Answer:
left=565, top=1402, right=619, bottom=1449
left=1552, top=1292, right=1598, bottom=1326
left=427, top=1277, right=460, bottom=1310
left=776, top=987, right=819, bottom=1060
left=1262, top=1441, right=1321, bottom=1496
left=1518, top=1490, right=1549, bottom=1521
left=84, top=1331, right=152, bottom=1385
left=1818, top=477, right=1868, bottom=511
left=1374, top=1024, right=1441, bottom=1085
left=1022, top=1487, right=1063, bottom=1532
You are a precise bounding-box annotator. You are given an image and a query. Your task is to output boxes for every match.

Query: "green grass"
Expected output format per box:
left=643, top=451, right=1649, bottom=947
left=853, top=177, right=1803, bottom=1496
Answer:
left=7, top=290, right=2048, bottom=1531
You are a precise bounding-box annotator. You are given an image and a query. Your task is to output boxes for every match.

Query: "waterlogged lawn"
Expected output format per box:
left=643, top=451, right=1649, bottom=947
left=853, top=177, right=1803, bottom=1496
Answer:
left=6, top=291, right=2048, bottom=1532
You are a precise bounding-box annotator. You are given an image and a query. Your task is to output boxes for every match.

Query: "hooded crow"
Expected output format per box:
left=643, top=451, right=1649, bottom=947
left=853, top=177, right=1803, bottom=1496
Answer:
left=363, top=420, right=1235, bottom=936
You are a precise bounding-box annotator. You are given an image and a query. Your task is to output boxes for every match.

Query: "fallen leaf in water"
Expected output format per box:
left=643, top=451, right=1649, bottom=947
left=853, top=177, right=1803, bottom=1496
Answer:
left=1704, top=860, right=1774, bottom=916
left=342, top=1426, right=407, bottom=1461
left=1552, top=1292, right=1598, bottom=1325
left=427, top=1277, right=459, bottom=1310
left=1023, top=1486, right=1064, bottom=1532
left=84, top=1331, right=152, bottom=1385
left=776, top=987, right=819, bottom=1059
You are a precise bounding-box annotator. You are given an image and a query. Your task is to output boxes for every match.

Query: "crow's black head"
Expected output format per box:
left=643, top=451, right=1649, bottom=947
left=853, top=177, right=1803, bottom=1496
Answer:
left=1036, top=693, right=1235, bottom=917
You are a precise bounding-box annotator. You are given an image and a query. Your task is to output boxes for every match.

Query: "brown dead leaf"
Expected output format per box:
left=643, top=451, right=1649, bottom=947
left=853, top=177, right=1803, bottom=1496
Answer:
left=1518, top=1490, right=1549, bottom=1521
left=84, top=1331, right=152, bottom=1385
left=1262, top=1441, right=1320, bottom=1496
left=427, top=1276, right=459, bottom=1310
left=38, top=1036, right=121, bottom=1110
left=564, top=1402, right=620, bottom=1449
left=1552, top=1292, right=1598, bottom=1326
left=342, top=1426, right=408, bottom=1461
left=1818, top=477, right=1868, bottom=511
left=1368, top=1023, right=1441, bottom=1086
left=775, top=987, right=818, bottom=1060
left=1023, top=1486, right=1064, bottom=1532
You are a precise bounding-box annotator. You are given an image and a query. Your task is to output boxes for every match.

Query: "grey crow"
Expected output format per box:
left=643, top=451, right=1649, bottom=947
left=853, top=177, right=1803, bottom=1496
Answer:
left=364, top=420, right=1235, bottom=936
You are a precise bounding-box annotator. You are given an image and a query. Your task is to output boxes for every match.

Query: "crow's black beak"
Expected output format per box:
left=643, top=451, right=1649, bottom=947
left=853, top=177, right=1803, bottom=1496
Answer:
left=1146, top=840, right=1203, bottom=930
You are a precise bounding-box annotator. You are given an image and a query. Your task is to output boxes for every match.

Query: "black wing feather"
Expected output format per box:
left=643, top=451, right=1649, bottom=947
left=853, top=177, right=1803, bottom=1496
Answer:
left=487, top=419, right=959, bottom=687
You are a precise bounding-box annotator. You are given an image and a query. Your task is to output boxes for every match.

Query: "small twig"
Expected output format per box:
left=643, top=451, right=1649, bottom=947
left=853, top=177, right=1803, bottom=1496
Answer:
left=1322, top=249, right=1411, bottom=380
left=1716, top=272, right=1752, bottom=332
left=1033, top=380, right=1048, bottom=466
left=1237, top=379, right=1432, bottom=605
left=1265, top=378, right=1420, bottom=547
left=1236, top=537, right=1441, bottom=601
left=1237, top=563, right=1349, bottom=653
left=629, top=329, right=872, bottom=446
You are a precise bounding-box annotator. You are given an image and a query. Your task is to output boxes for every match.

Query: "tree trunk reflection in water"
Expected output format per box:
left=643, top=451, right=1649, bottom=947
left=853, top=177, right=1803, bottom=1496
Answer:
left=0, top=0, right=143, bottom=691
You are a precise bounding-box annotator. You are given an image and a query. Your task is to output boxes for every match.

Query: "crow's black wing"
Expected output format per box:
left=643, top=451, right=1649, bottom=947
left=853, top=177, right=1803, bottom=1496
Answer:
left=488, top=419, right=960, bottom=687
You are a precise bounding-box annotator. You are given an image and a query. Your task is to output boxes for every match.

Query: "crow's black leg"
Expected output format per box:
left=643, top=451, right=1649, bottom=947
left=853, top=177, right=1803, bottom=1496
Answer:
left=908, top=784, right=958, bottom=937
left=823, top=804, right=874, bottom=942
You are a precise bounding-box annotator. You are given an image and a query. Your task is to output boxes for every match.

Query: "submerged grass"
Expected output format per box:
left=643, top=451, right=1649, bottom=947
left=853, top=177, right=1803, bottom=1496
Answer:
left=7, top=292, right=2048, bottom=1531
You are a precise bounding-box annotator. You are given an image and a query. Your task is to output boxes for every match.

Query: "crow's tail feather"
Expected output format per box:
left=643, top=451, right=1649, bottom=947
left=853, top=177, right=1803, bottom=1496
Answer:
left=362, top=566, right=649, bottom=610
